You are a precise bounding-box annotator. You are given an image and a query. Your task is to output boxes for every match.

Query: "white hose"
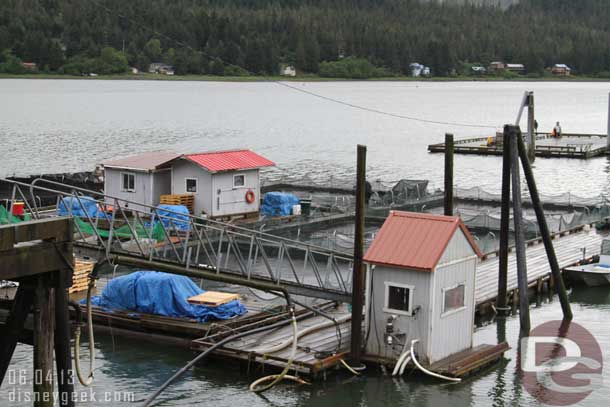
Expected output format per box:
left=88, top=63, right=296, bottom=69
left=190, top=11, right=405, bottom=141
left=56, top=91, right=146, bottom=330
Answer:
left=257, top=314, right=351, bottom=354
left=74, top=280, right=95, bottom=386
left=392, top=350, right=410, bottom=376
left=410, top=339, right=461, bottom=383
left=398, top=356, right=411, bottom=376
left=249, top=312, right=299, bottom=393
left=339, top=359, right=361, bottom=376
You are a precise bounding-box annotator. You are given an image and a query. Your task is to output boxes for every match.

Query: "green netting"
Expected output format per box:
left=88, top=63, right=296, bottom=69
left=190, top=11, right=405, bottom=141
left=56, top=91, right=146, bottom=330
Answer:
left=0, top=205, right=32, bottom=225
left=74, top=217, right=166, bottom=242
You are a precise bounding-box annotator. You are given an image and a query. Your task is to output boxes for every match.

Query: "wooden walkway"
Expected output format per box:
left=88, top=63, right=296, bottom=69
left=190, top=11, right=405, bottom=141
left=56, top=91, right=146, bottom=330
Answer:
left=429, top=133, right=608, bottom=159
left=475, top=228, right=605, bottom=305
left=191, top=306, right=351, bottom=376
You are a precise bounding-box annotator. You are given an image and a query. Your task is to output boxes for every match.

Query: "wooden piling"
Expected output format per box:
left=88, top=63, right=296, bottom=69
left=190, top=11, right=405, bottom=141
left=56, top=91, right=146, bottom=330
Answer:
left=54, top=269, right=75, bottom=407
left=444, top=133, right=454, bottom=216
left=527, top=92, right=536, bottom=162
left=607, top=93, right=610, bottom=151
left=33, top=277, right=55, bottom=407
left=508, top=126, right=531, bottom=334
left=516, top=134, right=573, bottom=320
left=350, top=144, right=367, bottom=365
left=496, top=126, right=511, bottom=313
left=0, top=285, right=34, bottom=382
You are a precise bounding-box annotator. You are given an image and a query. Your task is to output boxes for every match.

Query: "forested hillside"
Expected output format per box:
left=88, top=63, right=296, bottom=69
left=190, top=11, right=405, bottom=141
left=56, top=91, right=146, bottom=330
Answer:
left=1, top=0, right=610, bottom=77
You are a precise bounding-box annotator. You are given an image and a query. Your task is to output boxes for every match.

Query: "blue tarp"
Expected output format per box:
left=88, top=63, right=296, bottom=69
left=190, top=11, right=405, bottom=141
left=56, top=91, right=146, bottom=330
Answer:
left=261, top=192, right=300, bottom=217
left=155, top=204, right=190, bottom=231
left=57, top=196, right=103, bottom=218
left=88, top=271, right=247, bottom=321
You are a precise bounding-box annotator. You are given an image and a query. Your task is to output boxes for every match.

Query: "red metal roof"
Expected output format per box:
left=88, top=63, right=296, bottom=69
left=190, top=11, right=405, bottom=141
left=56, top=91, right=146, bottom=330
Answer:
left=364, top=211, right=482, bottom=272
left=184, top=149, right=275, bottom=172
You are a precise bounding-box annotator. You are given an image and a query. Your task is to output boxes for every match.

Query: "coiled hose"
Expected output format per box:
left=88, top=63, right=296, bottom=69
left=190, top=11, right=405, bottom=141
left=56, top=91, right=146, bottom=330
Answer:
left=142, top=306, right=301, bottom=407
left=248, top=312, right=299, bottom=393
left=410, top=339, right=461, bottom=383
left=74, top=277, right=95, bottom=386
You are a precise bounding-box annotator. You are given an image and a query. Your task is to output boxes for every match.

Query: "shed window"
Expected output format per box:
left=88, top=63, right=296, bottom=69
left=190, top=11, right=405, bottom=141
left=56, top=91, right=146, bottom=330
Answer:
left=233, top=174, right=245, bottom=188
left=121, top=172, right=135, bottom=192
left=384, top=282, right=413, bottom=316
left=185, top=178, right=197, bottom=193
left=443, top=284, right=465, bottom=315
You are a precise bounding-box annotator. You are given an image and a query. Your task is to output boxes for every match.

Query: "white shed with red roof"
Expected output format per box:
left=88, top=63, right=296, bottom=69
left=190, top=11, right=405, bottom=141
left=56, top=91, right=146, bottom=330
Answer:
left=363, top=211, right=482, bottom=365
left=169, top=149, right=275, bottom=218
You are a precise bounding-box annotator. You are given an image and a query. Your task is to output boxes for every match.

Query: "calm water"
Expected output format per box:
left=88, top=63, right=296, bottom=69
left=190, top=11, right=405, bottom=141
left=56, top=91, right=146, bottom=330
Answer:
left=1, top=79, right=610, bottom=406
left=1, top=79, right=610, bottom=196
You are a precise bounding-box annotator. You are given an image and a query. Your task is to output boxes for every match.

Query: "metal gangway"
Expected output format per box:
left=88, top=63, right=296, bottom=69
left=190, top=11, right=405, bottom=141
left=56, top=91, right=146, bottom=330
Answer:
left=1, top=178, right=354, bottom=302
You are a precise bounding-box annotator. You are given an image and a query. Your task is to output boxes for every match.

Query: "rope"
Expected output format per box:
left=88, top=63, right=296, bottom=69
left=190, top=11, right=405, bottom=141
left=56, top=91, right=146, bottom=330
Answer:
left=275, top=82, right=500, bottom=129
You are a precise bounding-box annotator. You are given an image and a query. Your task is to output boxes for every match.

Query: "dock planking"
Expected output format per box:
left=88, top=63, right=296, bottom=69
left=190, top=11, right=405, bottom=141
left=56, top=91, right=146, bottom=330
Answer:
left=475, top=228, right=605, bottom=306
left=428, top=133, right=608, bottom=159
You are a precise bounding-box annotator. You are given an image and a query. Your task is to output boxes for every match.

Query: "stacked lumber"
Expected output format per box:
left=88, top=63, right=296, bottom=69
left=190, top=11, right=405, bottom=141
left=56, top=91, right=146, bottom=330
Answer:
left=69, top=259, right=96, bottom=294
left=160, top=194, right=195, bottom=214
left=187, top=291, right=240, bottom=307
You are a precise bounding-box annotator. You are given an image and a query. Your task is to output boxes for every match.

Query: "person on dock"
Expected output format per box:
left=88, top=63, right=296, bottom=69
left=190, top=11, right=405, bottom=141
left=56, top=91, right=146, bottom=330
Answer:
left=552, top=121, right=562, bottom=138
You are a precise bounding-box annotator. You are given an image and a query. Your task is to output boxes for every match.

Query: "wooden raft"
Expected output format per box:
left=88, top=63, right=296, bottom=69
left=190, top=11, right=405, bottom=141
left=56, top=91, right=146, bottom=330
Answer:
left=428, top=342, right=510, bottom=377
left=187, top=291, right=239, bottom=306
left=160, top=194, right=195, bottom=214
left=69, top=259, right=95, bottom=294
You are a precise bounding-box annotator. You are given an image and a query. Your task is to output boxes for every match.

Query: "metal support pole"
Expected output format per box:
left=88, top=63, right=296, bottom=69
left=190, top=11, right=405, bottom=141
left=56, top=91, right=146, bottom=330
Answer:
left=508, top=126, right=531, bottom=335
left=444, top=133, right=454, bottom=216
left=527, top=92, right=536, bottom=162
left=350, top=144, right=366, bottom=365
left=516, top=134, right=573, bottom=320
left=496, top=126, right=511, bottom=313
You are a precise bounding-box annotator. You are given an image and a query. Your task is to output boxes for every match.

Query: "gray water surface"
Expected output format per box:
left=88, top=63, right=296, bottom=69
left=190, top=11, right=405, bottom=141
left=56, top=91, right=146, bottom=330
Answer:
left=1, top=79, right=610, bottom=406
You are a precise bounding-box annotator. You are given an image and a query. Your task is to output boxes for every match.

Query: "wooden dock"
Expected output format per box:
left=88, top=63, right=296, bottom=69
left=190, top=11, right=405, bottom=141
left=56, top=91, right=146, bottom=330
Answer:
left=475, top=226, right=605, bottom=310
left=428, top=133, right=608, bottom=159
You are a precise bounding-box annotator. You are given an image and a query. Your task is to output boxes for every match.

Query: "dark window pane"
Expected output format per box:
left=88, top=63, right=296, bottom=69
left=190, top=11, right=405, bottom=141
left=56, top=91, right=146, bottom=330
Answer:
left=186, top=179, right=197, bottom=193
left=388, top=286, right=410, bottom=312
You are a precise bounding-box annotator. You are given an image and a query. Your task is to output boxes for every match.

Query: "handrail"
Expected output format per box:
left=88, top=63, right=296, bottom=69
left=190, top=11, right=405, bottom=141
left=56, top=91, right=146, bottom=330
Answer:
left=24, top=177, right=353, bottom=258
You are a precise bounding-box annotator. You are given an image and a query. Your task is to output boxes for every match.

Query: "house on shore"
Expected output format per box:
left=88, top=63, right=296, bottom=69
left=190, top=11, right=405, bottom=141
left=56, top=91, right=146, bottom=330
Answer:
left=280, top=65, right=297, bottom=77
left=101, top=151, right=180, bottom=211
left=410, top=63, right=430, bottom=77
left=488, top=61, right=525, bottom=74
left=550, top=64, right=571, bottom=76
left=149, top=63, right=175, bottom=75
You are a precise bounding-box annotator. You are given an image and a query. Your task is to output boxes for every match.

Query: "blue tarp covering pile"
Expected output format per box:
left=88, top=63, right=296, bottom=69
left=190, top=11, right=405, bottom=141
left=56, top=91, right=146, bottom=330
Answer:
left=88, top=271, right=247, bottom=322
left=154, top=204, right=190, bottom=231
left=261, top=192, right=300, bottom=217
left=57, top=196, right=103, bottom=218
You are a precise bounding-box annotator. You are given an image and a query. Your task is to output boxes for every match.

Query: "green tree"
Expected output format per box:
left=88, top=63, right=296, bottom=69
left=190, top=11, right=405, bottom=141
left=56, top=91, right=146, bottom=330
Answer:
left=144, top=39, right=162, bottom=61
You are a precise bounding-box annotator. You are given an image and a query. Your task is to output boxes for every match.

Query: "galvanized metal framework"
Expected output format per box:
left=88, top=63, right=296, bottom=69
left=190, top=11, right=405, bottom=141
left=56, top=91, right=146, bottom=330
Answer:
left=0, top=178, right=354, bottom=302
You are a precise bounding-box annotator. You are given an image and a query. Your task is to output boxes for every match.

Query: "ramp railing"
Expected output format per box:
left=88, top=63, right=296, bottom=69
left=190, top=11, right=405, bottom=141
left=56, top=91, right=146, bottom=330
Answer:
left=0, top=178, right=354, bottom=302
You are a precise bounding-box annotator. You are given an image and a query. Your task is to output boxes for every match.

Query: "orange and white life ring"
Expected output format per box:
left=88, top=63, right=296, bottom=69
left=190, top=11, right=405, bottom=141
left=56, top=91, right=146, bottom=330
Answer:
left=245, top=190, right=256, bottom=204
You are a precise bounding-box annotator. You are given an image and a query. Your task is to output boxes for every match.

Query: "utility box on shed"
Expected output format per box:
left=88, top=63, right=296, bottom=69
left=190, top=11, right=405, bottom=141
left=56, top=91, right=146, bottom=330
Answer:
left=363, top=211, right=482, bottom=365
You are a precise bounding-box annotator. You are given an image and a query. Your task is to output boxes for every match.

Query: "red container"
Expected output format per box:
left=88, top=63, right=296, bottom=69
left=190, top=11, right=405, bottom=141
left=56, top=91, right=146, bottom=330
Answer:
left=12, top=202, right=25, bottom=216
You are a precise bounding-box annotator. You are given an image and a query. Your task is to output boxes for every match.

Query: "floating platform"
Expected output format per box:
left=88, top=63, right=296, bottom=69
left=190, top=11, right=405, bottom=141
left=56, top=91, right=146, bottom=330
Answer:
left=428, top=133, right=608, bottom=159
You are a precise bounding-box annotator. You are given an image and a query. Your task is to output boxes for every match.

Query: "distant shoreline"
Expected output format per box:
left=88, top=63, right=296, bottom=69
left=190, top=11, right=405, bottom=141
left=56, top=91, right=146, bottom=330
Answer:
left=1, top=73, right=610, bottom=83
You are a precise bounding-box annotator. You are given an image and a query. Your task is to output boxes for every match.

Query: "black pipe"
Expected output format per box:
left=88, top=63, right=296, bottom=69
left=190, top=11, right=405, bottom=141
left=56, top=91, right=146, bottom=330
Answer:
left=141, top=307, right=299, bottom=407
left=516, top=134, right=573, bottom=320
left=113, top=255, right=293, bottom=309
